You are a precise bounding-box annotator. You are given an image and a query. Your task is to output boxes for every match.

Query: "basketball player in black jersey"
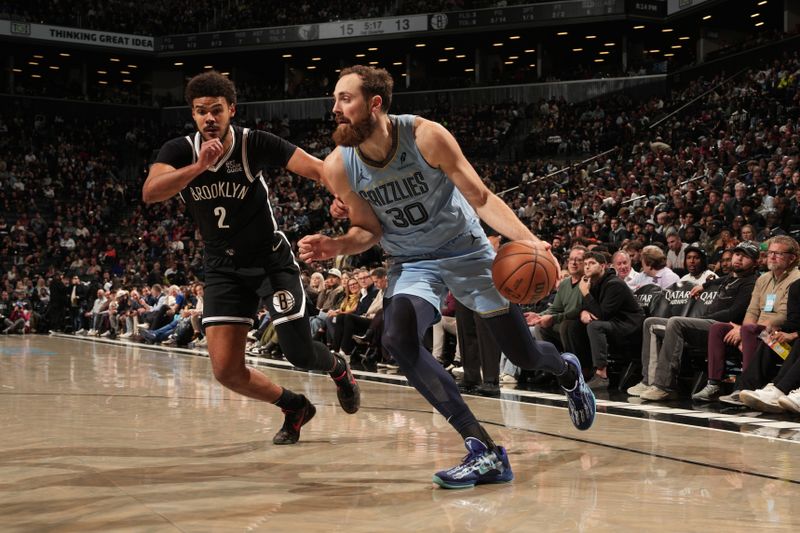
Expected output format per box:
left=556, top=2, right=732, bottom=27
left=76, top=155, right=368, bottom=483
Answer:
left=143, top=71, right=360, bottom=445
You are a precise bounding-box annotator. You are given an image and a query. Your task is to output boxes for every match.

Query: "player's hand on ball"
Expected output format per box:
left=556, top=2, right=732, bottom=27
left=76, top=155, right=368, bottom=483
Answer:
left=298, top=234, right=337, bottom=262
left=330, top=197, right=349, bottom=219
left=521, top=239, right=559, bottom=291
left=198, top=138, right=223, bottom=169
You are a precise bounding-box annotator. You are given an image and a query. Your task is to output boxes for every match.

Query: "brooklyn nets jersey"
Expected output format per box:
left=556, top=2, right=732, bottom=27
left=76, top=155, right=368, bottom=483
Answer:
left=155, top=125, right=296, bottom=257
left=341, top=114, right=482, bottom=259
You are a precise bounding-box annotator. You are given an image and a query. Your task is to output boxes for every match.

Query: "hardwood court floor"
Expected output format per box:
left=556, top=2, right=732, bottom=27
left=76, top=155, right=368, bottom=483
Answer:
left=1, top=335, right=799, bottom=532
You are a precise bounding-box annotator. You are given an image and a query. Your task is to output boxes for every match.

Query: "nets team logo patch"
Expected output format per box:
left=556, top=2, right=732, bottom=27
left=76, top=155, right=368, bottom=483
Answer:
left=272, top=290, right=295, bottom=313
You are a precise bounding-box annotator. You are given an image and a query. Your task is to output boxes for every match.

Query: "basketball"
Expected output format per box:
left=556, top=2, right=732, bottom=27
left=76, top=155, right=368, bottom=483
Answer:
left=492, top=241, right=560, bottom=304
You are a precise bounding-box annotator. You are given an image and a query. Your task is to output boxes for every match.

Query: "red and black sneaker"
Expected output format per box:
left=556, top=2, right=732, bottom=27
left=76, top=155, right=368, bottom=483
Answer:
left=272, top=395, right=316, bottom=445
left=332, top=355, right=361, bottom=414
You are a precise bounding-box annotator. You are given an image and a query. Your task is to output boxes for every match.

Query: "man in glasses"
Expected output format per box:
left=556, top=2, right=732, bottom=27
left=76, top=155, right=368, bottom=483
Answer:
left=694, top=235, right=800, bottom=403
left=527, top=246, right=588, bottom=353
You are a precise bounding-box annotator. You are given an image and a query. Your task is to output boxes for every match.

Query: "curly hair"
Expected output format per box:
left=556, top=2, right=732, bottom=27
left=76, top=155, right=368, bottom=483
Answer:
left=185, top=71, right=237, bottom=106
left=339, top=65, right=393, bottom=112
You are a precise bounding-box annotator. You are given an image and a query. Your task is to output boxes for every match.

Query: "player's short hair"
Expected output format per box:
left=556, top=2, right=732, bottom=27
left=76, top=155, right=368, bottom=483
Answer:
left=185, top=71, right=237, bottom=106
left=339, top=65, right=393, bottom=112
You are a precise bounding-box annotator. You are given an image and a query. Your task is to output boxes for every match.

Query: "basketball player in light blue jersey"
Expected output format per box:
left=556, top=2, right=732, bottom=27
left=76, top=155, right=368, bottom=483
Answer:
left=299, top=65, right=595, bottom=489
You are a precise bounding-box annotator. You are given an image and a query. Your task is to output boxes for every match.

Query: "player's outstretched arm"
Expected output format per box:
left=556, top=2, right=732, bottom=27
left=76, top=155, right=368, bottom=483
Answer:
left=142, top=138, right=223, bottom=204
left=286, top=147, right=325, bottom=186
left=415, top=117, right=542, bottom=245
left=298, top=148, right=383, bottom=262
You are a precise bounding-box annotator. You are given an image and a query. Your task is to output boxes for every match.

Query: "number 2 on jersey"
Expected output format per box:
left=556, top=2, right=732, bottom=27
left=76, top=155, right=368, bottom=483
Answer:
left=214, top=206, right=230, bottom=228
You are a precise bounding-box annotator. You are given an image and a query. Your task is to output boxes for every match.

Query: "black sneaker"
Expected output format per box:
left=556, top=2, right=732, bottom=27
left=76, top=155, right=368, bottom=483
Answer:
left=475, top=382, right=501, bottom=398
left=332, top=355, right=360, bottom=414
left=272, top=396, right=316, bottom=445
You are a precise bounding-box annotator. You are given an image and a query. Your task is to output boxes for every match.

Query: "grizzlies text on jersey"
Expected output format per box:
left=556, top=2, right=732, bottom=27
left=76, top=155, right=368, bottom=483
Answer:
left=154, top=125, right=296, bottom=258
left=341, top=114, right=483, bottom=259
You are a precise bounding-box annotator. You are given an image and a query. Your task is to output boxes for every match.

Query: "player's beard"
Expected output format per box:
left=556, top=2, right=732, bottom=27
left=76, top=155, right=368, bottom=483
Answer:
left=332, top=114, right=375, bottom=147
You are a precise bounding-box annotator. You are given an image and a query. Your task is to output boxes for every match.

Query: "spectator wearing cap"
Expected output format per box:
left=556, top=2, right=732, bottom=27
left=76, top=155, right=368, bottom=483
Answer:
left=666, top=230, right=689, bottom=271
left=630, top=246, right=680, bottom=290
left=694, top=236, right=800, bottom=403
left=642, top=219, right=666, bottom=247
left=680, top=246, right=717, bottom=285
left=570, top=251, right=644, bottom=390
left=630, top=241, right=759, bottom=401
left=309, top=268, right=344, bottom=339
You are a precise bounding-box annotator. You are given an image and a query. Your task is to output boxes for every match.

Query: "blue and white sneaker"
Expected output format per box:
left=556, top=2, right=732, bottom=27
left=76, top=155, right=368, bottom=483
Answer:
left=561, top=352, right=596, bottom=431
left=432, top=437, right=514, bottom=489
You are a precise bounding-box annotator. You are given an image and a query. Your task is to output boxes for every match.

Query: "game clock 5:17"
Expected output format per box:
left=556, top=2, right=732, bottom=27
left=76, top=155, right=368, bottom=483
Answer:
left=322, top=15, right=427, bottom=39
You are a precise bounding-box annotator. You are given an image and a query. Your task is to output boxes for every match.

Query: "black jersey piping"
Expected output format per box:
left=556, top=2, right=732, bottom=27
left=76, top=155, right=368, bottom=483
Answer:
left=242, top=128, right=255, bottom=183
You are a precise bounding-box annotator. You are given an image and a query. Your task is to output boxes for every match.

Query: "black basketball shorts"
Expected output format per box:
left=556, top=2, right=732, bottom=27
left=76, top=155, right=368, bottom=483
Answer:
left=202, top=237, right=307, bottom=328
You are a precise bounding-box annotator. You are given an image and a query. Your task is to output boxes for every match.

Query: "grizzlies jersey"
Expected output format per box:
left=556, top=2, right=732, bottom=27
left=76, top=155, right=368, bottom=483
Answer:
left=341, top=114, right=482, bottom=259
left=155, top=125, right=296, bottom=258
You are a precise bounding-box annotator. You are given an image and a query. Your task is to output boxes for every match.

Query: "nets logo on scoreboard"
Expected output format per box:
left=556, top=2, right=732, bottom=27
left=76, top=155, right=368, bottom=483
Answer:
left=429, top=13, right=449, bottom=30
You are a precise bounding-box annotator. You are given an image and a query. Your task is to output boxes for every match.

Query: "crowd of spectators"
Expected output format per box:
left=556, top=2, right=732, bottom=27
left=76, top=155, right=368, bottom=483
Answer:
left=1, top=46, right=799, bottom=413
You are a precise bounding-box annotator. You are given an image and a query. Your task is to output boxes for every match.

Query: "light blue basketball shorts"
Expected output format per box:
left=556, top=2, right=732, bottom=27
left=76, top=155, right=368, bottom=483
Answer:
left=385, top=232, right=510, bottom=319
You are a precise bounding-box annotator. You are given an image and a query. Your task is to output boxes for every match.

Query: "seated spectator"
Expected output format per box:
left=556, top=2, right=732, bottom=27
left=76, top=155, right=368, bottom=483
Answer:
left=629, top=241, right=759, bottom=400
left=309, top=269, right=344, bottom=338
left=328, top=268, right=378, bottom=353
left=527, top=246, right=587, bottom=352
left=2, top=301, right=31, bottom=334
left=630, top=245, right=680, bottom=290
left=306, top=272, right=325, bottom=304
left=86, top=289, right=108, bottom=336
left=613, top=250, right=638, bottom=290
left=694, top=236, right=800, bottom=403
left=324, top=277, right=361, bottom=349
left=339, top=267, right=387, bottom=359
left=739, top=279, right=800, bottom=411
left=137, top=284, right=169, bottom=331
left=666, top=231, right=689, bottom=271
left=679, top=246, right=717, bottom=285
left=710, top=248, right=734, bottom=276
left=569, top=251, right=645, bottom=389
left=624, top=241, right=644, bottom=272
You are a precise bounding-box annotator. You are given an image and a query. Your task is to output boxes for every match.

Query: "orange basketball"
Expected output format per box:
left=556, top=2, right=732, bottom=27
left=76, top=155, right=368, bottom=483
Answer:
left=492, top=241, right=560, bottom=304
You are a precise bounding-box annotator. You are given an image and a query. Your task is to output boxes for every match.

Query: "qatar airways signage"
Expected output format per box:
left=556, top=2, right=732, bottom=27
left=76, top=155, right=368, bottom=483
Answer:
left=1, top=20, right=154, bottom=51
